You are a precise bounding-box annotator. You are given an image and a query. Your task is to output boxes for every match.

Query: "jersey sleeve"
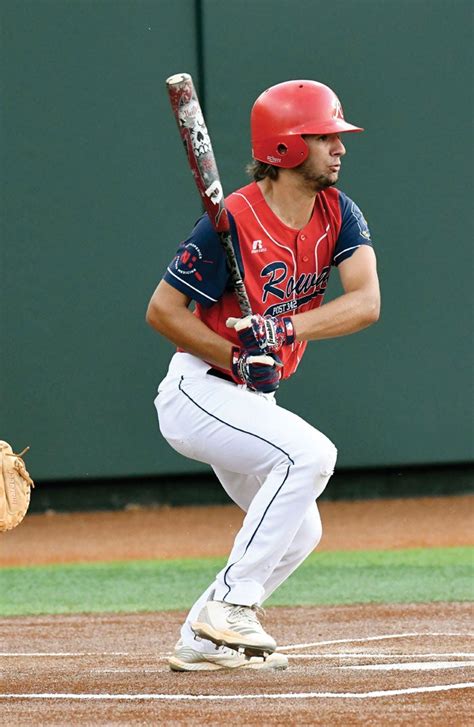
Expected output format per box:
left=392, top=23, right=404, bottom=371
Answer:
left=163, top=213, right=239, bottom=307
left=332, top=192, right=374, bottom=266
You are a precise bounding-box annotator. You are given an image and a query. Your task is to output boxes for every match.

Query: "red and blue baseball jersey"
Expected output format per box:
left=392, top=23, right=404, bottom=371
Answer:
left=164, top=181, right=373, bottom=379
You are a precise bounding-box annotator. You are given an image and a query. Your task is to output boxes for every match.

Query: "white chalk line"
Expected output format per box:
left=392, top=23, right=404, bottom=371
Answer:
left=3, top=651, right=472, bottom=661
left=279, top=632, right=474, bottom=651
left=91, top=669, right=162, bottom=674
left=1, top=683, right=473, bottom=701
left=1, top=632, right=471, bottom=660
left=89, top=658, right=474, bottom=674
left=2, top=637, right=473, bottom=703
left=0, top=652, right=129, bottom=657
left=287, top=652, right=474, bottom=659
left=338, top=661, right=474, bottom=672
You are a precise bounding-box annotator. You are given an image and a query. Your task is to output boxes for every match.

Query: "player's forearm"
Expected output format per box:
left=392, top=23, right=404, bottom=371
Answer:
left=293, top=287, right=380, bottom=341
left=147, top=303, right=233, bottom=369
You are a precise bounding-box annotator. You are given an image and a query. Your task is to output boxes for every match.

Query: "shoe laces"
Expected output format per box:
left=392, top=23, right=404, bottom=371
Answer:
left=225, top=603, right=264, bottom=625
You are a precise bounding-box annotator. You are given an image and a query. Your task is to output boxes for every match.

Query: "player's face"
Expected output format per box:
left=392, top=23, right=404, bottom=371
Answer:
left=297, top=134, right=346, bottom=192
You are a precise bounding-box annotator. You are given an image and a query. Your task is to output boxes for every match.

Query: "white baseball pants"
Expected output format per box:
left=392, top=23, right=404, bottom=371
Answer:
left=155, top=352, right=337, bottom=647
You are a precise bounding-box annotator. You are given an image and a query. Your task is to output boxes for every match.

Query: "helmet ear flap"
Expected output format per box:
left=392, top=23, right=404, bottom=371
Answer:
left=253, top=135, right=309, bottom=169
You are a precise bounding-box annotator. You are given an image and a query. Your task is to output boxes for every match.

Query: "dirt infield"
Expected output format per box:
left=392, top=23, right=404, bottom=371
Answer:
left=1, top=495, right=473, bottom=565
left=1, top=603, right=473, bottom=725
left=1, top=495, right=473, bottom=724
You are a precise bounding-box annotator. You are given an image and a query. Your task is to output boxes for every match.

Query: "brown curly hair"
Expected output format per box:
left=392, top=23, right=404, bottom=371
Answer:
left=246, top=159, right=280, bottom=181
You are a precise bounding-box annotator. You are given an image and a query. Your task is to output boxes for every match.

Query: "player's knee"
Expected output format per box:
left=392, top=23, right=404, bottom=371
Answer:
left=298, top=435, right=337, bottom=477
left=320, top=441, right=337, bottom=478
left=293, top=435, right=337, bottom=497
left=317, top=441, right=337, bottom=497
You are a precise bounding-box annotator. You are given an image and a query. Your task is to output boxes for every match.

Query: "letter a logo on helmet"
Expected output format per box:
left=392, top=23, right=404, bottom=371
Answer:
left=251, top=80, right=363, bottom=169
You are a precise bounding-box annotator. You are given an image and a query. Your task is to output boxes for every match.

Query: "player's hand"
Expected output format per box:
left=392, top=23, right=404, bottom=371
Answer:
left=226, top=314, right=295, bottom=354
left=231, top=346, right=282, bottom=393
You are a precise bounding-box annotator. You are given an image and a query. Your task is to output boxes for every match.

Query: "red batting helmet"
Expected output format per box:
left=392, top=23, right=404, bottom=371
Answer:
left=251, top=80, right=363, bottom=169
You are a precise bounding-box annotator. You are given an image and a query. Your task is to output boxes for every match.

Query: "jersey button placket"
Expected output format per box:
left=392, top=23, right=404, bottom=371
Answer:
left=298, top=233, right=310, bottom=264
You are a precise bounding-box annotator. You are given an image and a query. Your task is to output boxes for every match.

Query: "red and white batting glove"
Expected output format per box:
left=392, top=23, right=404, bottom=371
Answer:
left=231, top=346, right=282, bottom=393
left=226, top=314, right=295, bottom=354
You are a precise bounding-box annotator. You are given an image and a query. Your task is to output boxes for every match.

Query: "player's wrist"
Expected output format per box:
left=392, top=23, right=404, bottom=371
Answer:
left=227, top=314, right=295, bottom=354
left=258, top=314, right=295, bottom=352
left=279, top=316, right=295, bottom=346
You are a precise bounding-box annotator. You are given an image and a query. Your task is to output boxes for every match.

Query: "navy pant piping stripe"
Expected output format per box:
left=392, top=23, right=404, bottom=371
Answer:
left=222, top=462, right=291, bottom=601
left=178, top=377, right=295, bottom=463
left=178, top=376, right=295, bottom=601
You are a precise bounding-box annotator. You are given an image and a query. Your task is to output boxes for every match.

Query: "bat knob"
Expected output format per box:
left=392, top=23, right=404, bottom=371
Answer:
left=166, top=72, right=191, bottom=86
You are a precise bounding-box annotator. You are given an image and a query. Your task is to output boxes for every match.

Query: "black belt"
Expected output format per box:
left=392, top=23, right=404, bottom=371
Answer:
left=207, top=368, right=235, bottom=383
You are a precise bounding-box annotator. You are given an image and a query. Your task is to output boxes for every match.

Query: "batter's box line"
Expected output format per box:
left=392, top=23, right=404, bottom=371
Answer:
left=337, top=661, right=474, bottom=671
left=279, top=632, right=474, bottom=651
left=1, top=683, right=473, bottom=701
left=287, top=652, right=474, bottom=659
left=0, top=651, right=132, bottom=658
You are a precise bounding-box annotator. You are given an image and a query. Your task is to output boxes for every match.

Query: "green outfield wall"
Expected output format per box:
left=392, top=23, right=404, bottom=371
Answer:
left=1, top=0, right=472, bottom=481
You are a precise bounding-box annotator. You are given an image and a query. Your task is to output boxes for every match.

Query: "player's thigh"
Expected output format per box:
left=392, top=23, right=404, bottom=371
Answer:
left=157, top=374, right=334, bottom=478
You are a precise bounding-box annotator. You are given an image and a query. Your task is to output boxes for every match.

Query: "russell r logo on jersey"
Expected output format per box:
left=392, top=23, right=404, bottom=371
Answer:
left=251, top=240, right=267, bottom=253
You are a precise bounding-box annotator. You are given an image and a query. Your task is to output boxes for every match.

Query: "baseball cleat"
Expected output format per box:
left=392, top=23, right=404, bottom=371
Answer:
left=169, top=640, right=288, bottom=672
left=191, top=600, right=277, bottom=656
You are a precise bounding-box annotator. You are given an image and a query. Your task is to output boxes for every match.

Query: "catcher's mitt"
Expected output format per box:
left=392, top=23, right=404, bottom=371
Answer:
left=0, top=441, right=34, bottom=532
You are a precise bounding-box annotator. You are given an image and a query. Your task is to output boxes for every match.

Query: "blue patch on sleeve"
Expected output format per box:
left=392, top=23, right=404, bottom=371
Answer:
left=163, top=212, right=242, bottom=307
left=333, top=192, right=373, bottom=266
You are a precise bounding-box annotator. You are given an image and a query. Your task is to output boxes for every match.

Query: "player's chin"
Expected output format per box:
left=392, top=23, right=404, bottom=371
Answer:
left=318, top=174, right=338, bottom=190
left=300, top=169, right=337, bottom=192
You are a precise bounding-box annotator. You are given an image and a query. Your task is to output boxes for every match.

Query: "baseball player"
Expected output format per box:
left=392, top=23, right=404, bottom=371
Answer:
left=147, top=80, right=380, bottom=671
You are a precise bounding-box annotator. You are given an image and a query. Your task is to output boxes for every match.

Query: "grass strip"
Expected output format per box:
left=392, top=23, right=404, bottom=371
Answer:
left=0, top=547, right=472, bottom=617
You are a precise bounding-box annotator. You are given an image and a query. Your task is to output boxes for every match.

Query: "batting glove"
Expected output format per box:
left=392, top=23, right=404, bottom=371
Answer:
left=231, top=346, right=282, bottom=393
left=226, top=314, right=295, bottom=354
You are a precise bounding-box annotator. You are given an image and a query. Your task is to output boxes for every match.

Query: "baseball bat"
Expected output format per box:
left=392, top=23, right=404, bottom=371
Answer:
left=166, top=72, right=252, bottom=318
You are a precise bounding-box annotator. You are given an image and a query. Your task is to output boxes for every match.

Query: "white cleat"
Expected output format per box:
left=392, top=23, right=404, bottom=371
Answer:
left=192, top=600, right=277, bottom=656
left=169, top=640, right=288, bottom=672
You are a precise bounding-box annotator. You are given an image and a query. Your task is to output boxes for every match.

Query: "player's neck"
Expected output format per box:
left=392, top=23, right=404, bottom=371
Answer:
left=257, top=177, right=316, bottom=230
